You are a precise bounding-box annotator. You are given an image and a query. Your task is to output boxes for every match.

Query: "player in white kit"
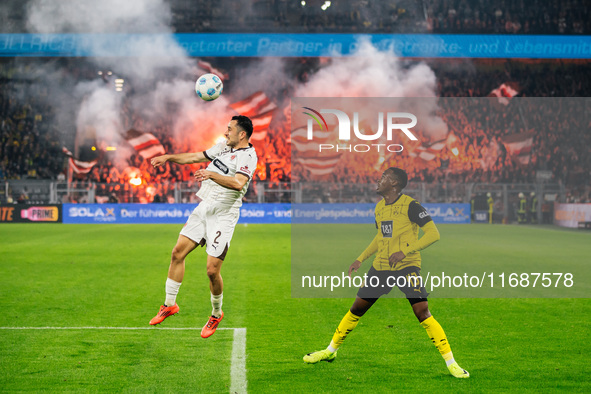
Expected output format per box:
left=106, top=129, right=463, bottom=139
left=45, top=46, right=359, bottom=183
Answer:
left=148, top=115, right=257, bottom=338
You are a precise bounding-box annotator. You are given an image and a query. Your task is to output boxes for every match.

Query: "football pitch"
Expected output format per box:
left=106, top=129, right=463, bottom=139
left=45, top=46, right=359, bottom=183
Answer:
left=1, top=223, right=589, bottom=392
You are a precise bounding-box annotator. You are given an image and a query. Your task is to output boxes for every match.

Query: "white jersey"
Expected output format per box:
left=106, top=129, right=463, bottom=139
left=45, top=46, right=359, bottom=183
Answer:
left=197, top=142, right=258, bottom=209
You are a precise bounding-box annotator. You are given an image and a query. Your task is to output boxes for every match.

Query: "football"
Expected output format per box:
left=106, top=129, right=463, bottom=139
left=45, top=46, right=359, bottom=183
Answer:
left=195, top=73, right=223, bottom=101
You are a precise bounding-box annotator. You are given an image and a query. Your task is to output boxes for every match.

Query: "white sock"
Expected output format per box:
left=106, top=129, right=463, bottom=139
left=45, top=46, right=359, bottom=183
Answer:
left=444, top=352, right=456, bottom=367
left=165, top=278, right=182, bottom=306
left=211, top=293, right=223, bottom=318
left=327, top=345, right=337, bottom=353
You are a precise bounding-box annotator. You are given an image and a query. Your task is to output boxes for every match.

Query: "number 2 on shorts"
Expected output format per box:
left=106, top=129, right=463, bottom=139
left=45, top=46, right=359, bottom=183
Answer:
left=213, top=231, right=222, bottom=246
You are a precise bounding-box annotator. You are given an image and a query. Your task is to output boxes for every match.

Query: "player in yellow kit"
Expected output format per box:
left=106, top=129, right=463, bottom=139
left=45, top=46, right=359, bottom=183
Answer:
left=303, top=167, right=469, bottom=378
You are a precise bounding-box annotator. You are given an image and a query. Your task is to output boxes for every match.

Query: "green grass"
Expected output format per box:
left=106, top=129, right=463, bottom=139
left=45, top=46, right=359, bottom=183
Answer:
left=0, top=223, right=590, bottom=392
left=1, top=330, right=233, bottom=392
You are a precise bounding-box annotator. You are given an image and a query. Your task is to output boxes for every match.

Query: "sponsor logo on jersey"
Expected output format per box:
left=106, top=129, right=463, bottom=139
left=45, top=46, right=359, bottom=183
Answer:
left=418, top=210, right=429, bottom=219
left=213, top=158, right=229, bottom=174
left=240, top=165, right=251, bottom=175
left=381, top=220, right=393, bottom=238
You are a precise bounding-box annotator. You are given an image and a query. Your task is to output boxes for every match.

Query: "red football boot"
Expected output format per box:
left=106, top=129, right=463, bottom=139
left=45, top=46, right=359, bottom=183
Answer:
left=149, top=304, right=179, bottom=325
left=201, top=312, right=224, bottom=338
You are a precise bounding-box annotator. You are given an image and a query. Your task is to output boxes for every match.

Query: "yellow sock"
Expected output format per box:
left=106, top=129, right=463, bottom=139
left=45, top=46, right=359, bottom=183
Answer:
left=328, top=311, right=361, bottom=352
left=420, top=316, right=454, bottom=364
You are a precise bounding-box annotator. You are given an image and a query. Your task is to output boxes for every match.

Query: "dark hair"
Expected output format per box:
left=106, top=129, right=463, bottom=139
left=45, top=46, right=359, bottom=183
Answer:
left=232, top=115, right=253, bottom=139
left=385, top=167, right=408, bottom=189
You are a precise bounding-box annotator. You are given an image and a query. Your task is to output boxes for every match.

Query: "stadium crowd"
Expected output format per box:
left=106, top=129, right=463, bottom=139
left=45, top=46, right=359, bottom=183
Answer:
left=1, top=56, right=590, bottom=204
left=0, top=82, right=63, bottom=182
left=1, top=0, right=589, bottom=35
left=167, top=0, right=591, bottom=35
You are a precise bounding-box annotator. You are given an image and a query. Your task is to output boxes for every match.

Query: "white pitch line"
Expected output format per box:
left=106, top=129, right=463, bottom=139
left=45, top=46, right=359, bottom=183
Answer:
left=0, top=327, right=235, bottom=330
left=0, top=326, right=248, bottom=393
left=230, top=328, right=247, bottom=394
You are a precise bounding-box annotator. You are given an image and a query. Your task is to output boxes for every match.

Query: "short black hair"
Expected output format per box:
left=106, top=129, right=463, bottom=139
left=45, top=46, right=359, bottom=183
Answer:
left=385, top=167, right=408, bottom=189
left=232, top=115, right=253, bottom=139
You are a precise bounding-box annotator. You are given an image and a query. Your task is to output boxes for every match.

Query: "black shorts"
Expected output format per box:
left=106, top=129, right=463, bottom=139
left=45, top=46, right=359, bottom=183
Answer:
left=357, top=266, right=429, bottom=305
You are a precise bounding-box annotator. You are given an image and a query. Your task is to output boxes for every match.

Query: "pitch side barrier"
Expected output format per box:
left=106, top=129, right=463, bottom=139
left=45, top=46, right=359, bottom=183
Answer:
left=0, top=34, right=589, bottom=58
left=554, top=203, right=591, bottom=229
left=1, top=203, right=469, bottom=224
left=0, top=203, right=470, bottom=224
left=0, top=204, right=62, bottom=223
left=61, top=203, right=291, bottom=224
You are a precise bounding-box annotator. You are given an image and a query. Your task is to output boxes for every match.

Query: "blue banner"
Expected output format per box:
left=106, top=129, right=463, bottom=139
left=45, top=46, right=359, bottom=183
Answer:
left=424, top=203, right=471, bottom=224
left=239, top=203, right=292, bottom=224
left=61, top=203, right=467, bottom=224
left=63, top=203, right=291, bottom=224
left=293, top=203, right=375, bottom=224
left=1, top=34, right=589, bottom=58
left=293, top=203, right=470, bottom=224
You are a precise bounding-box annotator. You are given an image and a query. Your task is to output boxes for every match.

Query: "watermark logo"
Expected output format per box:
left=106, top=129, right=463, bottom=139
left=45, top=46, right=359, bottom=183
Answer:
left=302, top=107, right=328, bottom=132
left=302, top=107, right=418, bottom=153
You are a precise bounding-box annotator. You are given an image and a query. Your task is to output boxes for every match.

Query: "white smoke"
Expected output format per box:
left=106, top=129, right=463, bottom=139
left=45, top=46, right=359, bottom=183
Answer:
left=296, top=40, right=437, bottom=98
left=74, top=80, right=123, bottom=145
left=231, top=57, right=293, bottom=103
left=26, top=0, right=193, bottom=79
left=25, top=0, right=210, bottom=159
left=22, top=1, right=447, bottom=166
left=295, top=39, right=447, bottom=141
left=26, top=0, right=172, bottom=34
left=135, top=78, right=232, bottom=151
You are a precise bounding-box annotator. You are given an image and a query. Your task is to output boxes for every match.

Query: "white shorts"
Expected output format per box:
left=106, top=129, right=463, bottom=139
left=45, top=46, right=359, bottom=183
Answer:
left=180, top=201, right=239, bottom=259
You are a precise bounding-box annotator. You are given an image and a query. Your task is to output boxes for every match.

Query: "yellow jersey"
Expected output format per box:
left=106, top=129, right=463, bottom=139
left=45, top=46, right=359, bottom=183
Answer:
left=357, top=194, right=440, bottom=272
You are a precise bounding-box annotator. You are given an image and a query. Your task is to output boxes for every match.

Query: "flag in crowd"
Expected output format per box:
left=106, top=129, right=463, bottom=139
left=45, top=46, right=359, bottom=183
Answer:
left=249, top=111, right=275, bottom=141
left=230, top=91, right=277, bottom=118
left=489, top=83, right=519, bottom=106
left=479, top=137, right=501, bottom=170
left=197, top=60, right=229, bottom=81
left=123, top=129, right=166, bottom=160
left=229, top=91, right=278, bottom=141
left=61, top=147, right=98, bottom=174
left=409, top=139, right=447, bottom=161
left=291, top=126, right=342, bottom=176
left=502, top=131, right=534, bottom=165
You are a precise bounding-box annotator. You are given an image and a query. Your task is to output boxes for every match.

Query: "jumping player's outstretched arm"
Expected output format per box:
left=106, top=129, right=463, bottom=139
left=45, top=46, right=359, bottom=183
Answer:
left=151, top=152, right=209, bottom=167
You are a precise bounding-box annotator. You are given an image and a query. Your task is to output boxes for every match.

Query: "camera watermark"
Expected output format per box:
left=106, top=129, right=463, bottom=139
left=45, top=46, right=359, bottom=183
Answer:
left=300, top=271, right=576, bottom=294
